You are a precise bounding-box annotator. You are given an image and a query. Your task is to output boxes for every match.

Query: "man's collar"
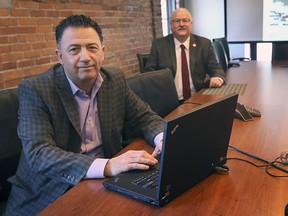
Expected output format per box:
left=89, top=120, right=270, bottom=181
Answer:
left=65, top=72, right=103, bottom=96
left=174, top=36, right=190, bottom=49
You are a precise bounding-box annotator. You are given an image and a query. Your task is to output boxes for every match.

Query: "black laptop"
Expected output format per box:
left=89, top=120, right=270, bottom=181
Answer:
left=103, top=93, right=238, bottom=207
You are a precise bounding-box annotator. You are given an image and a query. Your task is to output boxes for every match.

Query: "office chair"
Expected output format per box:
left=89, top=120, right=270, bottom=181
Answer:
left=211, top=41, right=229, bottom=72
left=0, top=88, right=22, bottom=214
left=122, top=68, right=179, bottom=143
left=213, top=37, right=250, bottom=67
left=272, top=42, right=288, bottom=61
left=136, top=53, right=150, bottom=73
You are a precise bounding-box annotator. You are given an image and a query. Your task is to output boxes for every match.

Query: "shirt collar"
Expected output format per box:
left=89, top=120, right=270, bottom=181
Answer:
left=65, top=72, right=103, bottom=96
left=174, top=36, right=190, bottom=50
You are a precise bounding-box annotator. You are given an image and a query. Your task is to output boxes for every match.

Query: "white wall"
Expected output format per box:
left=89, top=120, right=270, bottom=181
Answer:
left=183, top=0, right=248, bottom=59
left=184, top=0, right=225, bottom=40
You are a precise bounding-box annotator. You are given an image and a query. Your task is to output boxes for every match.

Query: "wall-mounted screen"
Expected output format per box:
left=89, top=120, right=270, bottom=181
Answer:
left=226, top=0, right=288, bottom=42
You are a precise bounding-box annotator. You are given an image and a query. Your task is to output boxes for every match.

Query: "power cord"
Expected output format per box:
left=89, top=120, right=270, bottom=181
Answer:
left=228, top=145, right=288, bottom=178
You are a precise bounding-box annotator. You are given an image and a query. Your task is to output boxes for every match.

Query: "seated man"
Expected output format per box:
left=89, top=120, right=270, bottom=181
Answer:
left=4, top=15, right=164, bottom=216
left=144, top=8, right=226, bottom=102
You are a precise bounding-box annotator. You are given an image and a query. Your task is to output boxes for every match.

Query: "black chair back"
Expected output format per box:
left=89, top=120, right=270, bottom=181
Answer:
left=212, top=41, right=229, bottom=72
left=0, top=88, right=22, bottom=213
left=272, top=42, right=288, bottom=61
left=126, top=68, right=179, bottom=117
left=136, top=53, right=150, bottom=73
left=123, top=68, right=179, bottom=143
left=213, top=37, right=231, bottom=62
left=213, top=37, right=250, bottom=67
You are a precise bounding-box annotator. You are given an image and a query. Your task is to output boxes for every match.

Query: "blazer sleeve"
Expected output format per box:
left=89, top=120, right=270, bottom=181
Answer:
left=97, top=68, right=164, bottom=158
left=144, top=39, right=160, bottom=72
left=206, top=41, right=226, bottom=81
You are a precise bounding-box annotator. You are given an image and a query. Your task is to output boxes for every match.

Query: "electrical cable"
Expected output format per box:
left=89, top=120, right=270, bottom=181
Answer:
left=228, top=145, right=288, bottom=178
left=229, top=145, right=270, bottom=164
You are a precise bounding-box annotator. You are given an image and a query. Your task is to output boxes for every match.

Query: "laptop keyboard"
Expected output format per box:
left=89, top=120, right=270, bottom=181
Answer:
left=131, top=170, right=159, bottom=190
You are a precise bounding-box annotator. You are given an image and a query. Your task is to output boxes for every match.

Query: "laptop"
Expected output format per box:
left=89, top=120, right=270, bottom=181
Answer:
left=103, top=93, right=238, bottom=206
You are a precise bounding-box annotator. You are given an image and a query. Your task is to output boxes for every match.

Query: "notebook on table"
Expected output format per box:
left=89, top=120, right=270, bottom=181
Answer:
left=103, top=93, right=238, bottom=207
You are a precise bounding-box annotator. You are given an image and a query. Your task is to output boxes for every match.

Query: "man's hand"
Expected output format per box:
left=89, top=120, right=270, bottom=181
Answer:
left=152, top=140, right=162, bottom=157
left=104, top=150, right=158, bottom=177
left=209, top=77, right=223, bottom=88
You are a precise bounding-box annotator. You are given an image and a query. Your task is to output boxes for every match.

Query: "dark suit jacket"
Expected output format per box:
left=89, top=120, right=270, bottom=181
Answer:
left=4, top=64, right=164, bottom=216
left=144, top=34, right=226, bottom=91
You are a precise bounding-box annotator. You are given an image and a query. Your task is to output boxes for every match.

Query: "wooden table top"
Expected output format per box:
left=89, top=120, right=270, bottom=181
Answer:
left=39, top=61, right=288, bottom=216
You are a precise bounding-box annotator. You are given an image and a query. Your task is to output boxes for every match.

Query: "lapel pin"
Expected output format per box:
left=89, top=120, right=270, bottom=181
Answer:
left=192, top=43, right=196, bottom=47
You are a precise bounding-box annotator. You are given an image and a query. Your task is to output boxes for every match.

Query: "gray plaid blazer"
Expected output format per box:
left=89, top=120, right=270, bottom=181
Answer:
left=4, top=64, right=164, bottom=216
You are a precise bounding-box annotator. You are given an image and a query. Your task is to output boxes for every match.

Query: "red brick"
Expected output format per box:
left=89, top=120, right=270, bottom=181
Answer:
left=39, top=2, right=54, bottom=10
left=0, top=36, right=9, bottom=44
left=17, top=59, right=36, bottom=68
left=0, top=18, right=18, bottom=27
left=0, top=27, right=36, bottom=35
left=4, top=78, right=22, bottom=89
left=0, top=62, right=17, bottom=71
left=41, top=48, right=56, bottom=56
left=46, top=10, right=60, bottom=17
left=19, top=18, right=38, bottom=26
left=29, top=10, right=47, bottom=17
left=8, top=35, right=18, bottom=43
left=24, top=50, right=42, bottom=59
left=11, top=9, right=30, bottom=17
left=18, top=34, right=36, bottom=43
left=1, top=52, right=24, bottom=62
left=36, top=57, right=51, bottom=65
left=19, top=1, right=39, bottom=9
left=32, top=42, right=48, bottom=50
left=36, top=26, right=53, bottom=34
left=12, top=43, right=32, bottom=52
left=2, top=70, right=23, bottom=81
left=0, top=9, right=9, bottom=16
left=37, top=18, right=55, bottom=25
left=0, top=44, right=13, bottom=53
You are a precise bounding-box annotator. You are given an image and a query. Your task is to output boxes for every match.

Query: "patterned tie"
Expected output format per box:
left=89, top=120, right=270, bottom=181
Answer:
left=180, top=44, right=191, bottom=101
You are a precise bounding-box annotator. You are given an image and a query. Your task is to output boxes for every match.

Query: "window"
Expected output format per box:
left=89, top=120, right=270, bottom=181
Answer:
left=161, top=0, right=181, bottom=36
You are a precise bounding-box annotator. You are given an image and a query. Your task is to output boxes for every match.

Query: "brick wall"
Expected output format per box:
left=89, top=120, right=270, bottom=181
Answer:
left=0, top=0, right=163, bottom=89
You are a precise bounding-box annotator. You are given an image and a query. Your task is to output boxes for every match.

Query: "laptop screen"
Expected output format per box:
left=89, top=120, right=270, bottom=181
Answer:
left=157, top=93, right=238, bottom=201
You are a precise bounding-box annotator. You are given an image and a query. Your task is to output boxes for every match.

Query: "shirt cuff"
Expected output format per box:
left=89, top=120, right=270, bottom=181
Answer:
left=215, top=77, right=224, bottom=85
left=154, top=132, right=164, bottom=146
left=85, top=158, right=109, bottom=179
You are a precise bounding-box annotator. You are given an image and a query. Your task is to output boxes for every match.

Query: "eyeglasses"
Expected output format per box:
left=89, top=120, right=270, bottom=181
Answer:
left=171, top=18, right=191, bottom=24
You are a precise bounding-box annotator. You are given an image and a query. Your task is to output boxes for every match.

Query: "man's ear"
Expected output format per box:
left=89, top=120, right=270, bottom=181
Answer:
left=55, top=49, right=63, bottom=64
left=101, top=45, right=106, bottom=61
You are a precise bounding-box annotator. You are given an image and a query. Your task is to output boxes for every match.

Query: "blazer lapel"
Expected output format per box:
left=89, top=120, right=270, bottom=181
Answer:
left=54, top=65, right=81, bottom=136
left=189, top=34, right=197, bottom=75
left=167, top=35, right=177, bottom=76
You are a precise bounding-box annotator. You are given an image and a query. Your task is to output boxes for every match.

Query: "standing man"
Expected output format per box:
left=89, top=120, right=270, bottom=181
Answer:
left=144, top=8, right=225, bottom=102
left=4, top=15, right=163, bottom=216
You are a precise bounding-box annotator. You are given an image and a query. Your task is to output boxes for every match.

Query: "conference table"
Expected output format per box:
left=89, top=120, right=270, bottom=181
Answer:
left=39, top=61, right=288, bottom=216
